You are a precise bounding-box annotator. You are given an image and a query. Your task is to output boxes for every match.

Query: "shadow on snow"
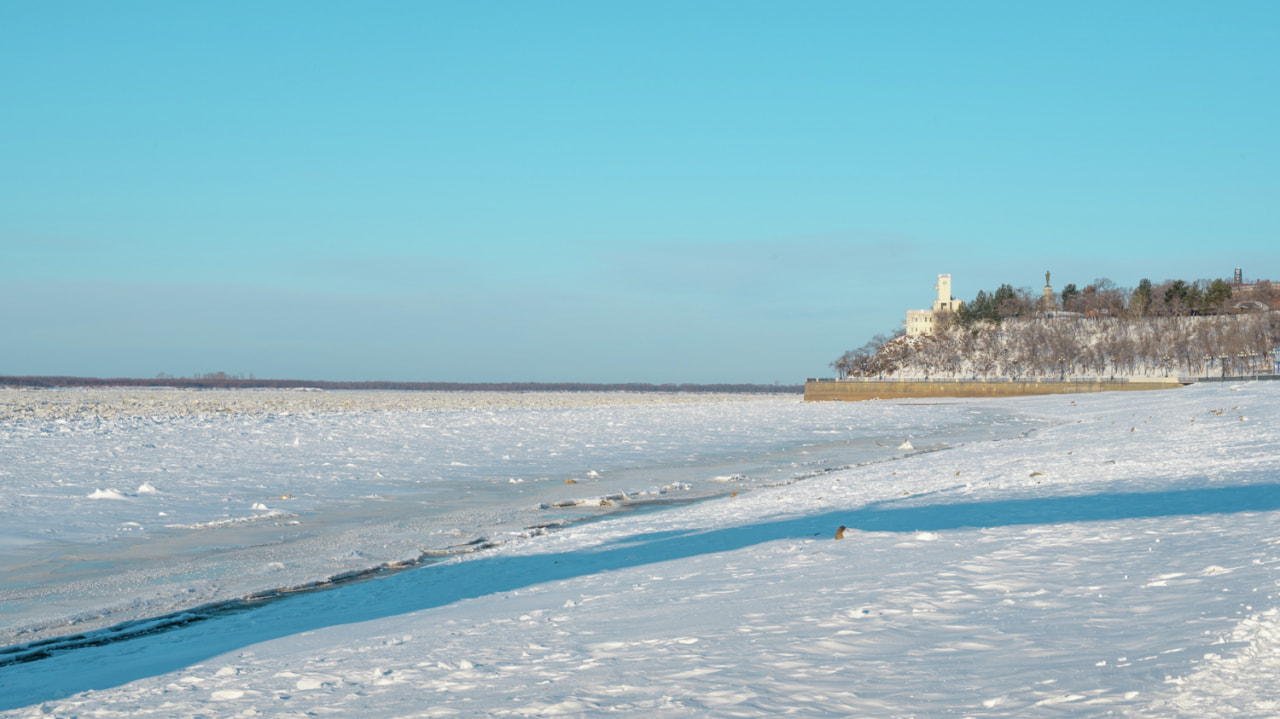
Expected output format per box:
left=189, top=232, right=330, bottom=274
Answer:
left=4, top=481, right=1280, bottom=709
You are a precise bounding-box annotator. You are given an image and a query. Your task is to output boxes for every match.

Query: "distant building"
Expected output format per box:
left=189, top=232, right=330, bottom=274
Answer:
left=905, top=274, right=963, bottom=336
left=1228, top=266, right=1272, bottom=296
left=1273, top=348, right=1280, bottom=374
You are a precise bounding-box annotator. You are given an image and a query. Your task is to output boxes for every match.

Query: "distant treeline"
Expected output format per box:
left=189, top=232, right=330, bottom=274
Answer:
left=949, top=276, right=1276, bottom=327
left=0, top=376, right=803, bottom=394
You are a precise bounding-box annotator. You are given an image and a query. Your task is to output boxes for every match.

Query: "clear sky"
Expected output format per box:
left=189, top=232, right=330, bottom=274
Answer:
left=3, top=1, right=1277, bottom=383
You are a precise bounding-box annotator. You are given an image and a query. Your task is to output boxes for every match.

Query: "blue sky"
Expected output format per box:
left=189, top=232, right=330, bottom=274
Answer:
left=2, top=1, right=1277, bottom=383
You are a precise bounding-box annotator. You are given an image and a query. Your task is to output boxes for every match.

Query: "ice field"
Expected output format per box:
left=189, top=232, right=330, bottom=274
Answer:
left=0, top=389, right=1024, bottom=651
left=2, top=383, right=1280, bottom=716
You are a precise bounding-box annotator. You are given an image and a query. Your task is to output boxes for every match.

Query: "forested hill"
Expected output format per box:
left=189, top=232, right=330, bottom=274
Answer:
left=835, top=314, right=1277, bottom=380
left=834, top=276, right=1279, bottom=380
left=0, top=376, right=803, bottom=394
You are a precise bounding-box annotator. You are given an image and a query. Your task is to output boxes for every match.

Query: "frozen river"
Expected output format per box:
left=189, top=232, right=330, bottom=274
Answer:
left=0, top=389, right=1036, bottom=653
left=6, top=384, right=1278, bottom=716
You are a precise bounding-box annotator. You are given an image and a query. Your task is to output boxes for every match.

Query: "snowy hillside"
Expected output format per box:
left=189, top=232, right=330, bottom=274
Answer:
left=842, top=313, right=1278, bottom=380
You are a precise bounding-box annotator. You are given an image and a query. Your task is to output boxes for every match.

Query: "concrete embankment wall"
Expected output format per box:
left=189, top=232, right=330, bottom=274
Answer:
left=805, top=378, right=1190, bottom=402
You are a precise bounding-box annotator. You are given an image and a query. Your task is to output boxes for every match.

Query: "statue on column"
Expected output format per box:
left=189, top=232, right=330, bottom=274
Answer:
left=1045, top=270, right=1051, bottom=287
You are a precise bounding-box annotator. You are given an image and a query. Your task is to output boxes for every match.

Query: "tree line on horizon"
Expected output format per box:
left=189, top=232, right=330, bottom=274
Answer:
left=952, top=276, right=1270, bottom=327
left=833, top=276, right=1280, bottom=380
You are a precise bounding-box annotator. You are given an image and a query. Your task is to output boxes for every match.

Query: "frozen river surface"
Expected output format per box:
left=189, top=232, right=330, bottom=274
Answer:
left=3, top=384, right=1279, bottom=716
left=0, top=389, right=1029, bottom=650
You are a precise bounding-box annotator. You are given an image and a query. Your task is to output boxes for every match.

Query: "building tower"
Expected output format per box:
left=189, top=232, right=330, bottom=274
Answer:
left=905, top=274, right=963, bottom=336
left=934, top=274, right=953, bottom=312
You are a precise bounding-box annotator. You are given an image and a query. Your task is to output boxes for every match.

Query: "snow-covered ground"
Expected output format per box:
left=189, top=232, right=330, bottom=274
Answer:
left=0, top=388, right=1021, bottom=651
left=2, top=383, right=1279, bottom=716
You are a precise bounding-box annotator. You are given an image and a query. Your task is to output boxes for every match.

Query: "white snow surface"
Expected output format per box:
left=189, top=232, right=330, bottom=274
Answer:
left=2, top=384, right=1280, bottom=716
left=0, top=388, right=1011, bottom=649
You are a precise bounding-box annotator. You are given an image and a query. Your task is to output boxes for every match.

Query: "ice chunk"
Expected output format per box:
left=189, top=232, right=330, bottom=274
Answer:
left=87, top=488, right=129, bottom=500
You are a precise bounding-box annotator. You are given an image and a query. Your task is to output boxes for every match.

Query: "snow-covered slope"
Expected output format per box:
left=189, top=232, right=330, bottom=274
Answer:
left=855, top=314, right=1277, bottom=380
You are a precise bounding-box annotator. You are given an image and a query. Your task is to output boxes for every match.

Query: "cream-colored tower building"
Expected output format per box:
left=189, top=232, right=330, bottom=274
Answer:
left=905, top=274, right=963, bottom=336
